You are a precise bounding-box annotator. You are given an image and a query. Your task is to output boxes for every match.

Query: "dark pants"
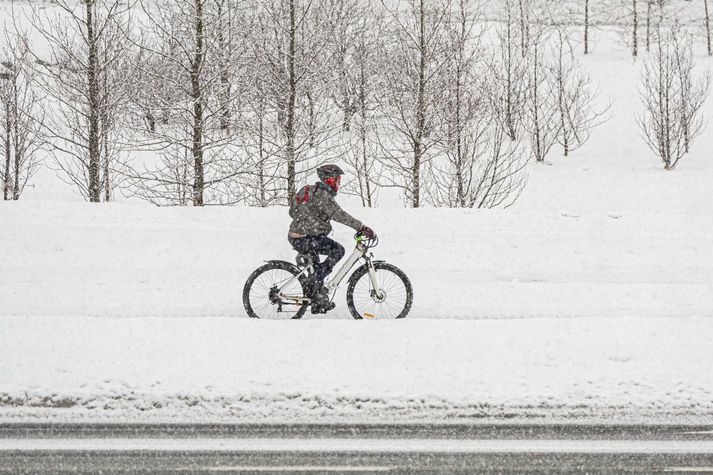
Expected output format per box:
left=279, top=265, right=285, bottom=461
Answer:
left=289, top=235, right=345, bottom=283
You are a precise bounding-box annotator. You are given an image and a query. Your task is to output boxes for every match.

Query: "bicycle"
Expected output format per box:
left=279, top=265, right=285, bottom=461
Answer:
left=242, top=233, right=413, bottom=320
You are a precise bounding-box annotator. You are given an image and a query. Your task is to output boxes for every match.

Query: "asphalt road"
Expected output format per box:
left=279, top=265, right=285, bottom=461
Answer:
left=1, top=423, right=712, bottom=473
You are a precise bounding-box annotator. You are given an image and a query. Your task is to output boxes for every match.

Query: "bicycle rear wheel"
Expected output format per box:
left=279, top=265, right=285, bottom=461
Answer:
left=243, top=261, right=308, bottom=319
left=346, top=262, right=413, bottom=320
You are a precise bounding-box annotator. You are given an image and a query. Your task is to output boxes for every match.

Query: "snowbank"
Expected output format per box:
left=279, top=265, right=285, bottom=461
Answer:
left=1, top=315, right=711, bottom=423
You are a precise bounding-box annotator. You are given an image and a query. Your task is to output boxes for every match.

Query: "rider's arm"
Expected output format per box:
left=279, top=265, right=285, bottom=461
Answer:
left=322, top=196, right=363, bottom=231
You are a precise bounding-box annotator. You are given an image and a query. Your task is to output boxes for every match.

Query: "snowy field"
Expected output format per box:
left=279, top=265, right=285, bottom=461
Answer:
left=1, top=161, right=711, bottom=422
left=1, top=9, right=712, bottom=421
left=0, top=188, right=711, bottom=422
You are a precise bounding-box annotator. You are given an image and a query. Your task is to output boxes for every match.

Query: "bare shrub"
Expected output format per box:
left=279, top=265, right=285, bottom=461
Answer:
left=0, top=35, right=44, bottom=200
left=637, top=27, right=710, bottom=170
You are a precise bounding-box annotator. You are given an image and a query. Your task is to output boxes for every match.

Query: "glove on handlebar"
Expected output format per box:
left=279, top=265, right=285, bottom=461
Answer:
left=360, top=225, right=376, bottom=239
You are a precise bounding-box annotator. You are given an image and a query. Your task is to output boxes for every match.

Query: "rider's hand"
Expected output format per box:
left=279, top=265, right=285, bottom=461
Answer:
left=360, top=225, right=376, bottom=239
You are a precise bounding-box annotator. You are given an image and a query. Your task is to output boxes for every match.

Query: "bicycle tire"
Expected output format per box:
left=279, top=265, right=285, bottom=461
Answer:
left=243, top=261, right=308, bottom=319
left=346, top=262, right=413, bottom=320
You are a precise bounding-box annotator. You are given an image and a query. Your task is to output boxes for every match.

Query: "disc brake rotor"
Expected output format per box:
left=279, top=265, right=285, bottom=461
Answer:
left=371, top=289, right=387, bottom=303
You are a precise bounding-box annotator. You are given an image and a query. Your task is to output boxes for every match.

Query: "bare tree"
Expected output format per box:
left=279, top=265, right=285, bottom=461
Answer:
left=489, top=0, right=528, bottom=141
left=128, top=0, right=248, bottom=206
left=329, top=0, right=363, bottom=132
left=645, top=0, right=673, bottom=53
left=672, top=27, right=708, bottom=154
left=24, top=0, right=132, bottom=202
left=238, top=72, right=285, bottom=207
left=428, top=0, right=528, bottom=209
left=550, top=22, right=610, bottom=157
left=0, top=36, right=44, bottom=201
left=523, top=19, right=560, bottom=163
left=245, top=0, right=343, bottom=203
left=337, top=1, right=382, bottom=207
left=637, top=28, right=710, bottom=170
left=601, top=0, right=645, bottom=59
left=376, top=0, right=450, bottom=208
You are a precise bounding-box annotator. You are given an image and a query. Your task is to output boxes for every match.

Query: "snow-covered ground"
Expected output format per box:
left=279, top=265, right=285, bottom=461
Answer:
left=0, top=14, right=712, bottom=422
left=1, top=157, right=712, bottom=422
left=1, top=190, right=712, bottom=421
left=1, top=314, right=712, bottom=422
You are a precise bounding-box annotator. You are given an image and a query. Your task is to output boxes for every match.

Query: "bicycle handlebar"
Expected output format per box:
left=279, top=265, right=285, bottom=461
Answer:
left=355, top=232, right=379, bottom=249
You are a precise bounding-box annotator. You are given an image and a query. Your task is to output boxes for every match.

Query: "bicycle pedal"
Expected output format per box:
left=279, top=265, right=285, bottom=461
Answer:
left=311, top=302, right=335, bottom=315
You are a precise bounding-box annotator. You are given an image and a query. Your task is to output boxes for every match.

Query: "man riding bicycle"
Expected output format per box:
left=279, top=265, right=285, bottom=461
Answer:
left=288, top=164, right=375, bottom=314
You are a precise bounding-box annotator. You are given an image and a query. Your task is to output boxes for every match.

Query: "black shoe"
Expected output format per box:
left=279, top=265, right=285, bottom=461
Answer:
left=310, top=286, right=335, bottom=314
left=311, top=302, right=336, bottom=315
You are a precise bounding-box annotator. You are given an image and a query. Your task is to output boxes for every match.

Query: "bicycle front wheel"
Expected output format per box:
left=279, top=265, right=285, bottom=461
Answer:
left=243, top=261, right=308, bottom=319
left=346, top=262, right=413, bottom=320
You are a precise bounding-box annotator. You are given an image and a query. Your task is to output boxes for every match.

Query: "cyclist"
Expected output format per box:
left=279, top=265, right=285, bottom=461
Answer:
left=288, top=164, right=375, bottom=314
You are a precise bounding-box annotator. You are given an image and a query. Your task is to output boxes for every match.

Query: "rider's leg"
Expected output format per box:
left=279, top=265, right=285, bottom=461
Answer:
left=310, top=236, right=345, bottom=283
left=288, top=236, right=320, bottom=297
left=288, top=237, right=321, bottom=266
left=309, top=237, right=343, bottom=314
left=293, top=236, right=342, bottom=313
left=289, top=235, right=343, bottom=312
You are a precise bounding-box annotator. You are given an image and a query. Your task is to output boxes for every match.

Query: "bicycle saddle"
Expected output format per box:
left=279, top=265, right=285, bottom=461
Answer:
left=295, top=253, right=314, bottom=267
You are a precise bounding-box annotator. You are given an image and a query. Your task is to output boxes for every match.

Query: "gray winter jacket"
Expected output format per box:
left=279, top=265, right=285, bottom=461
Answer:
left=289, top=182, right=362, bottom=237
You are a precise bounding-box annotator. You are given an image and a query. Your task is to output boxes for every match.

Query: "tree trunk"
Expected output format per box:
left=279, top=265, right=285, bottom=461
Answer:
left=632, top=0, right=638, bottom=58
left=519, top=0, right=529, bottom=57
left=286, top=0, right=297, bottom=202
left=584, top=0, right=590, bottom=55
left=86, top=0, right=101, bottom=202
left=557, top=37, right=569, bottom=157
left=340, top=44, right=352, bottom=132
left=101, top=66, right=110, bottom=202
left=217, top=0, right=231, bottom=130
left=3, top=100, right=10, bottom=201
left=191, top=0, right=205, bottom=206
left=706, top=0, right=712, bottom=56
left=532, top=41, right=542, bottom=162
left=455, top=69, right=464, bottom=206
left=646, top=0, right=651, bottom=52
left=454, top=10, right=465, bottom=207
left=357, top=59, right=372, bottom=208
left=103, top=125, right=110, bottom=201
left=12, top=78, right=20, bottom=201
left=258, top=95, right=267, bottom=207
left=505, top=9, right=516, bottom=140
left=412, top=0, right=426, bottom=208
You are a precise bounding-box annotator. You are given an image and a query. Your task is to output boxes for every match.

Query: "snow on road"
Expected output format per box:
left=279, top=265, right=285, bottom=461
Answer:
left=3, top=437, right=713, bottom=454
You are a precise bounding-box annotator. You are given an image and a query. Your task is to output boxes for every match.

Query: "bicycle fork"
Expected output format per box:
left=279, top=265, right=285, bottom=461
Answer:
left=365, top=256, right=385, bottom=300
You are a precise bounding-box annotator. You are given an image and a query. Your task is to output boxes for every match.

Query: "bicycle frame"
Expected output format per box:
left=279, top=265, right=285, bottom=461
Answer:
left=278, top=239, right=381, bottom=304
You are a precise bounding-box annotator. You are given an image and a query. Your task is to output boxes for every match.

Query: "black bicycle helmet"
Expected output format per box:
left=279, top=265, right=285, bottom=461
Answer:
left=317, top=164, right=344, bottom=181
